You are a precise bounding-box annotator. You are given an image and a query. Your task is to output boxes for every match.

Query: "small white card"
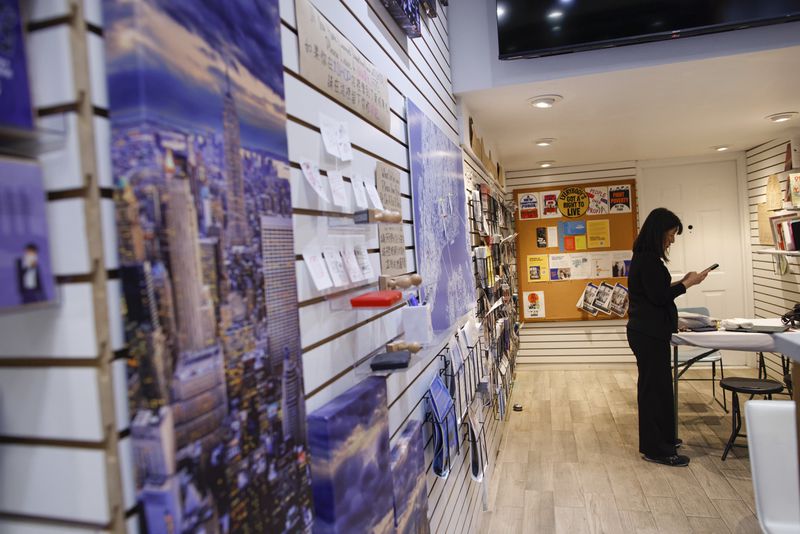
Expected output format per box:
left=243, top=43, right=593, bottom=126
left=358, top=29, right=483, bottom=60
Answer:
left=327, top=170, right=349, bottom=209
left=336, top=121, right=353, bottom=161
left=342, top=246, right=365, bottom=282
left=319, top=113, right=342, bottom=159
left=322, top=246, right=349, bottom=286
left=353, top=244, right=375, bottom=279
left=364, top=179, right=385, bottom=210
left=547, top=226, right=558, bottom=247
left=300, top=159, right=330, bottom=203
left=352, top=177, right=369, bottom=209
left=303, top=248, right=334, bottom=291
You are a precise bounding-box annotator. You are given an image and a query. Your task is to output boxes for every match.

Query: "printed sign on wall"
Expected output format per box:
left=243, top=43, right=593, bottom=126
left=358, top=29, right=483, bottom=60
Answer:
left=523, top=291, right=546, bottom=318
left=518, top=192, right=539, bottom=220
left=557, top=187, right=589, bottom=218
left=609, top=184, right=632, bottom=213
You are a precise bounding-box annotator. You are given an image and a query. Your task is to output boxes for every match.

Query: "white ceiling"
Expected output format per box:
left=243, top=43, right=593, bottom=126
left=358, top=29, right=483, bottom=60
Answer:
left=459, top=45, right=800, bottom=172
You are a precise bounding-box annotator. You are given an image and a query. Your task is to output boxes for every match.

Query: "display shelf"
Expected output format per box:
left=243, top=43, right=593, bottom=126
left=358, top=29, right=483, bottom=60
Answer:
left=0, top=125, right=66, bottom=158
left=754, top=249, right=800, bottom=256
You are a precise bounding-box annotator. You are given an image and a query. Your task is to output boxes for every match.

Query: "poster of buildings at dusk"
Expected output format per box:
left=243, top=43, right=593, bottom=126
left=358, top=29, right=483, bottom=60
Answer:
left=103, top=0, right=313, bottom=532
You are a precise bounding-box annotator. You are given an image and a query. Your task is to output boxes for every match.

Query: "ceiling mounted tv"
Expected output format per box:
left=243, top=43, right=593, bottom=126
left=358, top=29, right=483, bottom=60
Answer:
left=497, top=0, right=800, bottom=60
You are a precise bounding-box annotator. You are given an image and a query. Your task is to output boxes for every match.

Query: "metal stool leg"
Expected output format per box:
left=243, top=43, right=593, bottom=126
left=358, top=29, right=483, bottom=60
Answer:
left=719, top=358, right=727, bottom=412
left=721, top=391, right=741, bottom=461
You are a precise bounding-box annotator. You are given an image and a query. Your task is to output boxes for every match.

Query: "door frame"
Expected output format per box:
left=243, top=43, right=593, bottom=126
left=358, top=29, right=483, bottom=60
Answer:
left=635, top=153, right=755, bottom=364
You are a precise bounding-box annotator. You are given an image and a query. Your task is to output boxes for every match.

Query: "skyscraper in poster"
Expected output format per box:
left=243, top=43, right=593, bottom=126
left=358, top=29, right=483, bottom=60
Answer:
left=223, top=71, right=248, bottom=248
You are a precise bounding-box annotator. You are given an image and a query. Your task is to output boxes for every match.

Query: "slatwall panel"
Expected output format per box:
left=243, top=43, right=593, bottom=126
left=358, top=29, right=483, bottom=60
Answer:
left=745, top=138, right=799, bottom=381
left=505, top=162, right=638, bottom=364
left=0, top=1, right=124, bottom=532
left=281, top=0, right=505, bottom=531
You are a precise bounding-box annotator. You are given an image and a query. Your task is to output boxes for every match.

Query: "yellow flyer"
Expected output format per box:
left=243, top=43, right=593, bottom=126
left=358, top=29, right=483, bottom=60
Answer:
left=587, top=219, right=610, bottom=248
left=575, top=235, right=587, bottom=250
left=526, top=254, right=549, bottom=282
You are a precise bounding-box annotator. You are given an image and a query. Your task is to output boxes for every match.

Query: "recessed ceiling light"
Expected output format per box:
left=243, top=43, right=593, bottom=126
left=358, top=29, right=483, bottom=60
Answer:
left=714, top=145, right=729, bottom=152
left=548, top=10, right=563, bottom=19
left=766, top=112, right=798, bottom=123
left=535, top=138, right=556, bottom=147
left=497, top=5, right=505, bottom=17
left=528, top=94, right=563, bottom=109
left=538, top=161, right=555, bottom=168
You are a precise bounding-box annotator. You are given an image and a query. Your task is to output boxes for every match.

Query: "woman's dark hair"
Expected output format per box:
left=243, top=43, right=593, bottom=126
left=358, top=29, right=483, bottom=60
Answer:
left=633, top=207, right=682, bottom=261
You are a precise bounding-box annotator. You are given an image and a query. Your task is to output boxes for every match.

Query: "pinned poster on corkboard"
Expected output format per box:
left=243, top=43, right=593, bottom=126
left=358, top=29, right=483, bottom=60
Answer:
left=376, top=162, right=407, bottom=275
left=296, top=0, right=391, bottom=130
left=515, top=179, right=638, bottom=322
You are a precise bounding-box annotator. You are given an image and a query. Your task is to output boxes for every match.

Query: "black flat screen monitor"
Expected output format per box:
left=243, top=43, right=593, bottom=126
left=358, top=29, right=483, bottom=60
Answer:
left=497, top=0, right=800, bottom=60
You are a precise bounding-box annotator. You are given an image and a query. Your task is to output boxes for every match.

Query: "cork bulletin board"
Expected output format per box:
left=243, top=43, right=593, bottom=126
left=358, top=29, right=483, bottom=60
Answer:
left=515, top=179, right=638, bottom=322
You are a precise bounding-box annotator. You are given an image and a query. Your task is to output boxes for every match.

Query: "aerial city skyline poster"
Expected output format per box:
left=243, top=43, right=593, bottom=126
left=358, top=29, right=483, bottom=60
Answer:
left=407, top=99, right=474, bottom=331
left=104, top=0, right=313, bottom=532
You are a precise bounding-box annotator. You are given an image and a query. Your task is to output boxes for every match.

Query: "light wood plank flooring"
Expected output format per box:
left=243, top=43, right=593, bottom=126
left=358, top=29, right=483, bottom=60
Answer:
left=479, top=367, right=766, bottom=534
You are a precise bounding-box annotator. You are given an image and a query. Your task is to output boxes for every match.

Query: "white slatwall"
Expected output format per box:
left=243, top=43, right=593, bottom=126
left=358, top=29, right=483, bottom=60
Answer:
left=281, top=1, right=506, bottom=531
left=505, top=162, right=638, bottom=364
left=0, top=1, right=126, bottom=532
left=745, top=138, right=799, bottom=382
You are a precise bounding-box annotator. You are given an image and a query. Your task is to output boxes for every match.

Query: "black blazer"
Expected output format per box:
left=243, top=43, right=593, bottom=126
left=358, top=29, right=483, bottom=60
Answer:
left=626, top=251, right=686, bottom=340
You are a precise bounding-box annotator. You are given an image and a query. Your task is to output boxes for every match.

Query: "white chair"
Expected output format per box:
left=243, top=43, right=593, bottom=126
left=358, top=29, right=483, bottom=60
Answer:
left=677, top=307, right=726, bottom=411
left=745, top=400, right=800, bottom=534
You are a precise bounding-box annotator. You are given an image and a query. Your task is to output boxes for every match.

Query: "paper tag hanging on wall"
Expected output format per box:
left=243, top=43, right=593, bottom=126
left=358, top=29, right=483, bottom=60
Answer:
left=352, top=177, right=369, bottom=209
left=364, top=179, right=385, bottom=210
left=300, top=159, right=330, bottom=203
left=319, top=113, right=343, bottom=159
left=353, top=244, right=375, bottom=279
left=322, top=246, right=349, bottom=286
left=327, top=170, right=349, bottom=208
left=337, top=121, right=353, bottom=161
left=342, top=246, right=366, bottom=282
left=303, top=248, right=334, bottom=291
left=557, top=187, right=589, bottom=218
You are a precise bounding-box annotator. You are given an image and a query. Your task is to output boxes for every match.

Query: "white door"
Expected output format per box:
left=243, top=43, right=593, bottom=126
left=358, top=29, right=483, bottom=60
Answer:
left=639, top=158, right=747, bottom=364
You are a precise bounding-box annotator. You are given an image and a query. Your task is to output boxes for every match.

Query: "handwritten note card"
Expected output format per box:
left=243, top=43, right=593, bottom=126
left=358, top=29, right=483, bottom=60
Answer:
left=297, top=0, right=390, bottom=130
left=300, top=159, right=329, bottom=203
left=376, top=162, right=407, bottom=275
left=303, top=248, right=333, bottom=291
left=327, top=170, right=349, bottom=209
left=352, top=177, right=368, bottom=209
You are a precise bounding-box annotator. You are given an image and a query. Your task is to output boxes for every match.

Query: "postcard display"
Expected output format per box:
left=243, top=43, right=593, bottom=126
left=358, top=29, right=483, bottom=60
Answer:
left=104, top=1, right=315, bottom=532
left=515, top=180, right=638, bottom=322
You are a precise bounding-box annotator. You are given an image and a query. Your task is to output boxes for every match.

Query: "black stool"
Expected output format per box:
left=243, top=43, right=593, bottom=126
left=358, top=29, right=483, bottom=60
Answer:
left=719, top=377, right=784, bottom=460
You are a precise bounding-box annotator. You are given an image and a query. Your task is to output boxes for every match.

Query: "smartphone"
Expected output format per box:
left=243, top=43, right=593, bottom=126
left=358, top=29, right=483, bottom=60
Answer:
left=706, top=263, right=719, bottom=271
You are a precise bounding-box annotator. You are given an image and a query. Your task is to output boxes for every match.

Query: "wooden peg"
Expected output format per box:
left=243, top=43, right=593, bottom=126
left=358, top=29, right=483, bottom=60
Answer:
left=379, top=273, right=423, bottom=290
left=353, top=209, right=402, bottom=224
left=387, top=341, right=422, bottom=353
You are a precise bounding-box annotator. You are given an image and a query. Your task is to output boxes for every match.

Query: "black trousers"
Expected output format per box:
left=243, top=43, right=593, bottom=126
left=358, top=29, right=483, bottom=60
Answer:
left=626, top=328, right=677, bottom=458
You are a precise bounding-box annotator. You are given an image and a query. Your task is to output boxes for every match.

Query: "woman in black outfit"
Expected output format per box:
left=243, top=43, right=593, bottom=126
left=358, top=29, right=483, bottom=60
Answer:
left=627, top=208, right=708, bottom=467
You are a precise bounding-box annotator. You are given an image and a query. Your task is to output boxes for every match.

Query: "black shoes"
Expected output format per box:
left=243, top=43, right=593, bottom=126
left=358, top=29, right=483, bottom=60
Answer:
left=675, top=438, right=683, bottom=449
left=643, top=454, right=690, bottom=467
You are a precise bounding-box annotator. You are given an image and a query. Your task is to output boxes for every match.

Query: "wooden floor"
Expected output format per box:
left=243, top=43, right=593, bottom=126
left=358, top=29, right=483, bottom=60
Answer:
left=478, top=367, right=764, bottom=534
